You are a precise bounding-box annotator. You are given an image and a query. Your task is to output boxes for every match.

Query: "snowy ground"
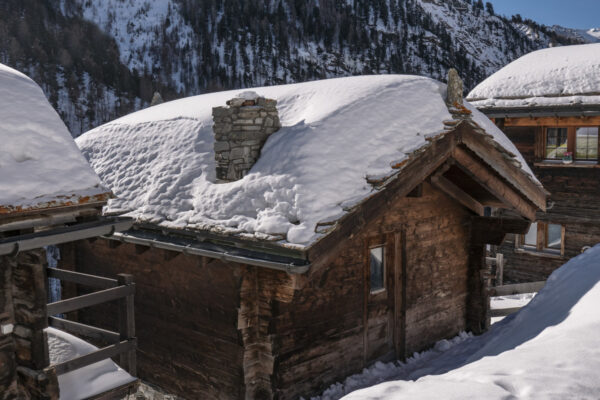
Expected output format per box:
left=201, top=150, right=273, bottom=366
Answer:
left=490, top=293, right=536, bottom=324
left=313, top=245, right=600, bottom=399
left=47, top=328, right=137, bottom=400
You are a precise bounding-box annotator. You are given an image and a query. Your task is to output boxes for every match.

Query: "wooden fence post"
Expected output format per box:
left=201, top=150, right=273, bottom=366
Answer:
left=117, top=274, right=136, bottom=376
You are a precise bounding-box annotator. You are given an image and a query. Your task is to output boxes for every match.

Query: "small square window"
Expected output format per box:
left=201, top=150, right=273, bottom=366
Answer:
left=369, top=246, right=385, bottom=292
left=546, top=224, right=562, bottom=250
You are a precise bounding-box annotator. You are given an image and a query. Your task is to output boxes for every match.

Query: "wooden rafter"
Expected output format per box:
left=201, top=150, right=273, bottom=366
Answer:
left=453, top=147, right=538, bottom=221
left=430, top=172, right=484, bottom=216
left=460, top=128, right=548, bottom=211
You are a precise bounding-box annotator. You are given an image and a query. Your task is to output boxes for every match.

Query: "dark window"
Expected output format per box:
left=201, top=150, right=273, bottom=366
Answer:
left=575, top=127, right=598, bottom=160
left=545, top=128, right=568, bottom=159
left=369, top=246, right=385, bottom=292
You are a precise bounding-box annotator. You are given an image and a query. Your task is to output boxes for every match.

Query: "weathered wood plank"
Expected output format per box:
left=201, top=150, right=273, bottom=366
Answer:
left=46, top=268, right=118, bottom=289
left=48, top=317, right=120, bottom=343
left=490, top=307, right=522, bottom=317
left=47, top=285, right=135, bottom=316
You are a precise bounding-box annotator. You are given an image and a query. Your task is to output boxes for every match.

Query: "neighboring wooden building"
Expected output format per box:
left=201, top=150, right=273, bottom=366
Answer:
left=72, top=74, right=547, bottom=399
left=0, top=63, right=133, bottom=399
left=468, top=43, right=600, bottom=282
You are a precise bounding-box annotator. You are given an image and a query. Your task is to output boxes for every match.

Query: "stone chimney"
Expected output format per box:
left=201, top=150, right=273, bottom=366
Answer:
left=446, top=68, right=464, bottom=106
left=212, top=92, right=281, bottom=182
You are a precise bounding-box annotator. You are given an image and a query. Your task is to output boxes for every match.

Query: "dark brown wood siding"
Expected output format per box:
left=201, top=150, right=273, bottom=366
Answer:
left=60, top=240, right=245, bottom=400
left=272, top=182, right=471, bottom=399
left=496, top=126, right=600, bottom=282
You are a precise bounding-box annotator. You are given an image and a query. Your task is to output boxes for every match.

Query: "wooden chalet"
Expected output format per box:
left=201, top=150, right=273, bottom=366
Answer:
left=0, top=63, right=135, bottom=399
left=69, top=73, right=547, bottom=399
left=468, top=43, right=600, bottom=282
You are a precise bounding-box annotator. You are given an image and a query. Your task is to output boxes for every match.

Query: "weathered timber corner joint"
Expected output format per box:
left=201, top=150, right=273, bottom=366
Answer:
left=212, top=92, right=281, bottom=182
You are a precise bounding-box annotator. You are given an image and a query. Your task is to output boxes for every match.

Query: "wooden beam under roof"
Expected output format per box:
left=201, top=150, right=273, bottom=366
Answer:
left=430, top=172, right=484, bottom=216
left=460, top=128, right=548, bottom=211
left=452, top=146, right=538, bottom=221
left=504, top=115, right=600, bottom=127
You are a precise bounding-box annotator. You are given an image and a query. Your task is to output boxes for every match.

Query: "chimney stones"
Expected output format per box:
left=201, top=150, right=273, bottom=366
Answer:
left=212, top=92, right=281, bottom=182
left=446, top=68, right=464, bottom=106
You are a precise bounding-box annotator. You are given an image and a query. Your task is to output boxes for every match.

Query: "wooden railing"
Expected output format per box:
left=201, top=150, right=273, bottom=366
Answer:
left=488, top=280, right=546, bottom=317
left=45, top=269, right=137, bottom=376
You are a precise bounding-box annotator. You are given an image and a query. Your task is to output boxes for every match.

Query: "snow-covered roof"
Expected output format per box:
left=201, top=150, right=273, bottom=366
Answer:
left=76, top=75, right=536, bottom=248
left=0, top=64, right=110, bottom=216
left=467, top=43, right=600, bottom=109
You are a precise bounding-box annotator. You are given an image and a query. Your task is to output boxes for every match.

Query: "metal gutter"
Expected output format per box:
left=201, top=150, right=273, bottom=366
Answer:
left=0, top=218, right=133, bottom=256
left=109, top=231, right=311, bottom=274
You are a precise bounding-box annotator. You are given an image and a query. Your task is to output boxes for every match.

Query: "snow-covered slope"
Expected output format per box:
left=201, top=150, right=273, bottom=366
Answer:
left=467, top=43, right=600, bottom=109
left=323, top=244, right=600, bottom=399
left=0, top=63, right=108, bottom=212
left=76, top=75, right=534, bottom=247
left=549, top=25, right=600, bottom=44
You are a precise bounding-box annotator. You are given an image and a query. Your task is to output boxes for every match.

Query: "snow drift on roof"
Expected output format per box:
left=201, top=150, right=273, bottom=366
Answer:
left=341, top=244, right=600, bottom=399
left=0, top=64, right=109, bottom=213
left=467, top=43, right=600, bottom=108
left=77, top=75, right=534, bottom=247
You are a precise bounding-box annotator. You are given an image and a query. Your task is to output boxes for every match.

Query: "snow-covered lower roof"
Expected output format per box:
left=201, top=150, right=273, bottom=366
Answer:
left=76, top=75, right=536, bottom=248
left=467, top=43, right=600, bottom=110
left=0, top=64, right=110, bottom=216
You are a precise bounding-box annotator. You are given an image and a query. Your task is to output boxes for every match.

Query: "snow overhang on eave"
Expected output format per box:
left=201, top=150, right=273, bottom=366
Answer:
left=0, top=217, right=133, bottom=256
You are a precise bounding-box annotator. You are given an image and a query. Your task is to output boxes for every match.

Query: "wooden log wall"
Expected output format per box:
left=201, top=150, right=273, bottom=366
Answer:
left=494, top=126, right=600, bottom=282
left=64, top=184, right=479, bottom=400
left=61, top=240, right=245, bottom=400
left=269, top=182, right=472, bottom=399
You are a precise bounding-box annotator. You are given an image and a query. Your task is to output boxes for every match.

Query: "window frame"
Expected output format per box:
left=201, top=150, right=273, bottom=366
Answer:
left=368, top=244, right=386, bottom=294
left=516, top=221, right=565, bottom=257
left=542, top=126, right=599, bottom=163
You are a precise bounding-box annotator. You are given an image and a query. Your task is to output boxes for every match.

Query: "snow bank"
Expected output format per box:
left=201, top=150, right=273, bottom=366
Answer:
left=340, top=245, right=600, bottom=399
left=47, top=327, right=136, bottom=400
left=0, top=64, right=108, bottom=211
left=467, top=43, right=600, bottom=108
left=77, top=75, right=534, bottom=247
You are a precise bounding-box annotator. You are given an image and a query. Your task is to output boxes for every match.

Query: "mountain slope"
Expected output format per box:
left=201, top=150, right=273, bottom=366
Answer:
left=0, top=0, right=585, bottom=136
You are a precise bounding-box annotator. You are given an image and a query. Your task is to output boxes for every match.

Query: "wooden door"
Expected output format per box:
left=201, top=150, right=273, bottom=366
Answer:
left=364, top=232, right=402, bottom=363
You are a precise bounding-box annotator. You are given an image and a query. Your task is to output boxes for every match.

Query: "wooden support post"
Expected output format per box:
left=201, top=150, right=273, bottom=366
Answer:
left=118, top=274, right=136, bottom=376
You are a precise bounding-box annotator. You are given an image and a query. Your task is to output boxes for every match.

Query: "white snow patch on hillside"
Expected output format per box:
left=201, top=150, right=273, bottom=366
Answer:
left=335, top=245, right=600, bottom=399
left=468, top=43, right=600, bottom=107
left=0, top=63, right=108, bottom=209
left=47, top=327, right=136, bottom=400
left=77, top=75, right=535, bottom=247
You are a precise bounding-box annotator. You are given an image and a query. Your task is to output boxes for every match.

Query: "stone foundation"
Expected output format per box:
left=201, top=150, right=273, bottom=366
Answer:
left=0, top=250, right=59, bottom=400
left=212, top=94, right=281, bottom=182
